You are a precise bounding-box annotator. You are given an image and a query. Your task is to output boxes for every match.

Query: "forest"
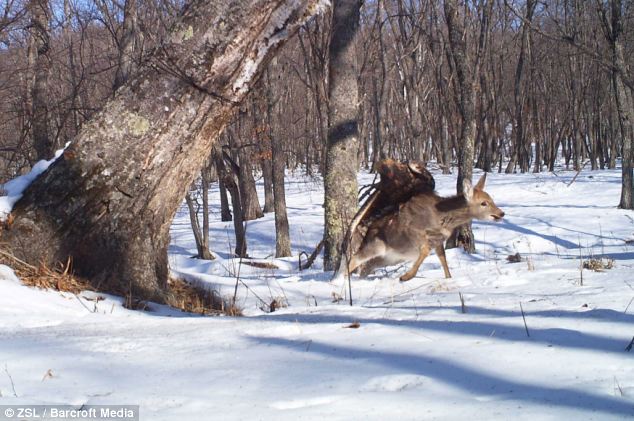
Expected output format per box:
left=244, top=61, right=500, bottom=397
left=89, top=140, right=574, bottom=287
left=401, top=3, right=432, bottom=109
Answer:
left=0, top=1, right=633, bottom=419
left=0, top=1, right=632, bottom=298
left=1, top=0, right=632, bottom=176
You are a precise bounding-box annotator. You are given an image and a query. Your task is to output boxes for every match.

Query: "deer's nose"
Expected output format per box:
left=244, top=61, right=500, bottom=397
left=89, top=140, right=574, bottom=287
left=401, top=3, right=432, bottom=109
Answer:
left=499, top=211, right=505, bottom=218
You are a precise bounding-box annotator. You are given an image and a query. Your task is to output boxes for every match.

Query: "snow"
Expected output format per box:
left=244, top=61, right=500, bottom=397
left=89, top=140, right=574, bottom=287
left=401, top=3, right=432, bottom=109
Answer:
left=1, top=166, right=634, bottom=419
left=0, top=146, right=66, bottom=221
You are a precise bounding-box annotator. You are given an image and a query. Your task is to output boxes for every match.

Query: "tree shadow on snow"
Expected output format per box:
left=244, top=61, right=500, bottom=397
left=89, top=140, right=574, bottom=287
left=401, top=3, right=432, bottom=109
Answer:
left=364, top=305, right=634, bottom=327
left=477, top=220, right=579, bottom=249
left=255, top=312, right=632, bottom=355
left=249, top=335, right=634, bottom=417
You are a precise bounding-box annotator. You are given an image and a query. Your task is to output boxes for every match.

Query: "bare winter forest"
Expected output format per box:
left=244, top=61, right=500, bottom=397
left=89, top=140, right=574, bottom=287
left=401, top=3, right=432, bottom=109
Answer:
left=0, top=0, right=632, bottom=299
left=2, top=2, right=634, bottom=418
left=2, top=0, right=633, bottom=175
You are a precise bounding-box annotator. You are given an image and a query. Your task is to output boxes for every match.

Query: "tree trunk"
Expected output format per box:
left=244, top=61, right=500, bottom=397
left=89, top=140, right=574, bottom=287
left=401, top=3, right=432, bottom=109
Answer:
left=272, top=132, right=291, bottom=258
left=323, top=0, right=361, bottom=271
left=506, top=0, right=535, bottom=174
left=200, top=164, right=213, bottom=259
left=112, top=0, right=142, bottom=93
left=184, top=185, right=213, bottom=260
left=262, top=157, right=275, bottom=213
left=614, top=45, right=633, bottom=209
left=213, top=147, right=247, bottom=257
left=443, top=0, right=490, bottom=254
left=218, top=175, right=233, bottom=222
left=266, top=70, right=291, bottom=257
left=3, top=0, right=326, bottom=302
left=597, top=0, right=633, bottom=209
left=255, top=95, right=275, bottom=214
left=28, top=0, right=52, bottom=160
left=233, top=129, right=264, bottom=221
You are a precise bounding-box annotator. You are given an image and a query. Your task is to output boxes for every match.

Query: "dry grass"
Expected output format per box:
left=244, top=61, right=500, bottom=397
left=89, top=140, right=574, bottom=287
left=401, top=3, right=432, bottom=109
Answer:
left=267, top=296, right=288, bottom=312
left=165, top=277, right=242, bottom=316
left=240, top=260, right=279, bottom=270
left=0, top=248, right=91, bottom=294
left=0, top=247, right=241, bottom=316
left=583, top=258, right=615, bottom=272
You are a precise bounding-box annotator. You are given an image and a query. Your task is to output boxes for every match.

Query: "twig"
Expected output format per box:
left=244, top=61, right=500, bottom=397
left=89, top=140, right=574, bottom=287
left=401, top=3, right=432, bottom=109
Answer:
left=4, top=364, right=18, bottom=397
left=0, top=247, right=37, bottom=270
left=74, top=294, right=94, bottom=313
left=578, top=236, right=584, bottom=286
left=625, top=336, right=634, bottom=352
left=459, top=292, right=467, bottom=313
left=566, top=160, right=590, bottom=187
left=520, top=302, right=530, bottom=338
left=624, top=297, right=634, bottom=314
left=614, top=376, right=624, bottom=397
left=347, top=253, right=353, bottom=307
left=232, top=222, right=248, bottom=305
left=343, top=210, right=353, bottom=307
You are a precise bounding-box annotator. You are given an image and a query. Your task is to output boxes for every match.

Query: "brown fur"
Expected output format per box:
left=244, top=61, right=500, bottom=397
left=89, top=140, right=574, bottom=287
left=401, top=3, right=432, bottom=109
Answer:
left=347, top=173, right=504, bottom=281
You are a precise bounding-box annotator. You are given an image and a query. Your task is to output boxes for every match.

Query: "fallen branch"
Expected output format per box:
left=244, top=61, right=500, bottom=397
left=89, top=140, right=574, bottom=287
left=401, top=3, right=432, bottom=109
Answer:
left=299, top=238, right=324, bottom=270
left=566, top=160, right=590, bottom=187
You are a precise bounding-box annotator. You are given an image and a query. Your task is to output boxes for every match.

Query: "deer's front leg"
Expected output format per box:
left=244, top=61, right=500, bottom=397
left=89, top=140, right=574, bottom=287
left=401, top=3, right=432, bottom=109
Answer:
left=400, top=243, right=431, bottom=282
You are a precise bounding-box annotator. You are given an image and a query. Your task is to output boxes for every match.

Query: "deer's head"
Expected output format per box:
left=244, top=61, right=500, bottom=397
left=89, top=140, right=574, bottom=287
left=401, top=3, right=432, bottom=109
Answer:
left=464, top=173, right=505, bottom=222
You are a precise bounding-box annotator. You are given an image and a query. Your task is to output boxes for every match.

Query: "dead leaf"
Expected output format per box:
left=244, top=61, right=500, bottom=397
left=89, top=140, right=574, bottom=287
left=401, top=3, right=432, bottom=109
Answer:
left=42, top=369, right=54, bottom=381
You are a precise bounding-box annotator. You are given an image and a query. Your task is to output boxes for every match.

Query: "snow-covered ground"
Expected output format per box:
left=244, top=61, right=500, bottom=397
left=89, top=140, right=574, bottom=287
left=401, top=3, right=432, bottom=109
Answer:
left=1, top=167, right=634, bottom=420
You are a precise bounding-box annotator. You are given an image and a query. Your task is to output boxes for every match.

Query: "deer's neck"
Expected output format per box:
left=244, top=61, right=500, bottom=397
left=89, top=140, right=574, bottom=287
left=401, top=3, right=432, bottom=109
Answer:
left=435, top=195, right=473, bottom=232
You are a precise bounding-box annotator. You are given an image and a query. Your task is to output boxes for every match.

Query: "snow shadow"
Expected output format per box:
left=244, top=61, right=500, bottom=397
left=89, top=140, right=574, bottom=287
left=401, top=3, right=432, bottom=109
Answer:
left=366, top=305, right=634, bottom=326
left=257, top=313, right=631, bottom=354
left=478, top=220, right=579, bottom=249
left=251, top=336, right=634, bottom=417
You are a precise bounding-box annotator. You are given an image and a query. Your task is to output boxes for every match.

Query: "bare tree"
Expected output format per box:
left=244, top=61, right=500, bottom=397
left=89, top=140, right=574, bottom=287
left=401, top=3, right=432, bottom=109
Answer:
left=444, top=0, right=491, bottom=253
left=597, top=0, right=633, bottom=209
left=263, top=70, right=292, bottom=257
left=185, top=161, right=215, bottom=260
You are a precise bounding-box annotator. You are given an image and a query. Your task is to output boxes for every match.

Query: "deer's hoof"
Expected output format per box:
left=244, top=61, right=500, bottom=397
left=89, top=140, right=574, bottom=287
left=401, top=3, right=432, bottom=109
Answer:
left=399, top=274, right=413, bottom=282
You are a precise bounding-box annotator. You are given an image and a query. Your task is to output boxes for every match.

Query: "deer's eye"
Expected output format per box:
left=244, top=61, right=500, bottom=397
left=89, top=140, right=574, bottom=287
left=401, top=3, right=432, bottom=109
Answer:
left=481, top=201, right=488, bottom=207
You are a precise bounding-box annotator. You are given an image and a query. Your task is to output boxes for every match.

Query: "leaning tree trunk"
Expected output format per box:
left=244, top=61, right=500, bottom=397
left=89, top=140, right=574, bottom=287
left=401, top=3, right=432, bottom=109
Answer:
left=323, top=0, right=362, bottom=271
left=2, top=0, right=327, bottom=302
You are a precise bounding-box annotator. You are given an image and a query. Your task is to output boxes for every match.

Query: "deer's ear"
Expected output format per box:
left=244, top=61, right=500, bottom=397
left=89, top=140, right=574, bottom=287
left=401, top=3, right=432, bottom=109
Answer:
left=475, top=173, right=487, bottom=190
left=463, top=179, right=474, bottom=200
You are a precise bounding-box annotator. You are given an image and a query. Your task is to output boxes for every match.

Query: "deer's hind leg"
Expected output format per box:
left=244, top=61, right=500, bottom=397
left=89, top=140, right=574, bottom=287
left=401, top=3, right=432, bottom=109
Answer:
left=348, top=239, right=387, bottom=276
left=435, top=245, right=452, bottom=278
left=400, top=242, right=431, bottom=282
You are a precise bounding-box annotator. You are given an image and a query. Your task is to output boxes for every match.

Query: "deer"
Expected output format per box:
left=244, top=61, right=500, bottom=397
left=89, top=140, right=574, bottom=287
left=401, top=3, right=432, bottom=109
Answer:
left=344, top=173, right=504, bottom=282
